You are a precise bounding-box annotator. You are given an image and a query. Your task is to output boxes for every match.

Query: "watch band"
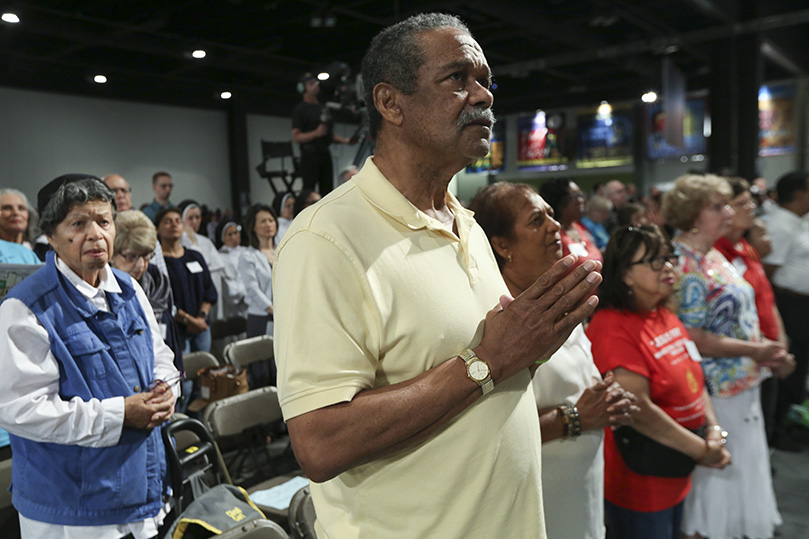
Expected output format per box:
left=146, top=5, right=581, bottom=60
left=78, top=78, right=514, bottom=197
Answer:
left=459, top=348, right=494, bottom=395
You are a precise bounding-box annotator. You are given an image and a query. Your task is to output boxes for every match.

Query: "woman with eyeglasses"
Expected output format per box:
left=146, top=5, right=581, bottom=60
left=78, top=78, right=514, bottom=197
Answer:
left=540, top=177, right=602, bottom=270
left=587, top=224, right=730, bottom=539
left=112, top=210, right=182, bottom=369
left=662, top=174, right=787, bottom=539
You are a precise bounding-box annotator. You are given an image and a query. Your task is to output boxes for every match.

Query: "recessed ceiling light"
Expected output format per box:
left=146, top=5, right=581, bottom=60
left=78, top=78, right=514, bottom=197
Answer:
left=93, top=75, right=107, bottom=84
left=192, top=50, right=206, bottom=59
left=317, top=72, right=329, bottom=81
left=2, top=13, right=20, bottom=23
left=220, top=91, right=232, bottom=100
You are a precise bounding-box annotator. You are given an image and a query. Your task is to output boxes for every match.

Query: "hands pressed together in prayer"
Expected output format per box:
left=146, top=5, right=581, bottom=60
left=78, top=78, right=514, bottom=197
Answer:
left=577, top=371, right=640, bottom=431
left=123, top=381, right=175, bottom=429
left=474, top=256, right=602, bottom=384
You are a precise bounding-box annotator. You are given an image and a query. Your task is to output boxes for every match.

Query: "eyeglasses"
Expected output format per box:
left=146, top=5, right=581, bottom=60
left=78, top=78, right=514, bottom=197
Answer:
left=111, top=187, right=131, bottom=195
left=118, top=251, right=154, bottom=264
left=148, top=370, right=186, bottom=391
left=629, top=253, right=679, bottom=271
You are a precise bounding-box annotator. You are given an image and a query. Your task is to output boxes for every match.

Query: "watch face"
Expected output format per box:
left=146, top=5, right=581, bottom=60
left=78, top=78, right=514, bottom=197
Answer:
left=469, top=360, right=490, bottom=381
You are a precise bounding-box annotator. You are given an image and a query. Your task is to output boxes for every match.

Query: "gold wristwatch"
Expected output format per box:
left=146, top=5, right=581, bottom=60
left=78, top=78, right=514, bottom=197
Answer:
left=460, top=348, right=494, bottom=395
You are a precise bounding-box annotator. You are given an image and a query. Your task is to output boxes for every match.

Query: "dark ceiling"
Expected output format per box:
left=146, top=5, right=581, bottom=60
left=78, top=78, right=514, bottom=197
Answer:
left=1, top=0, right=808, bottom=119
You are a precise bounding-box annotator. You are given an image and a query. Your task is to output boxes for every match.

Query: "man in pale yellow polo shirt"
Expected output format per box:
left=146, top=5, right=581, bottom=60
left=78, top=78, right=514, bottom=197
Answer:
left=273, top=13, right=602, bottom=538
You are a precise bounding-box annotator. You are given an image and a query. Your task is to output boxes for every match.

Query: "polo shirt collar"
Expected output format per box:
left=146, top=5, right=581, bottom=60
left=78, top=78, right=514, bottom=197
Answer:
left=354, top=156, right=476, bottom=239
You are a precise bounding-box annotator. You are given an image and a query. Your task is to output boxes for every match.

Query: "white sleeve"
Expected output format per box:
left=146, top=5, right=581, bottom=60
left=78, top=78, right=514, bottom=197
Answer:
left=239, top=249, right=273, bottom=312
left=131, top=278, right=181, bottom=397
left=0, top=298, right=124, bottom=448
left=761, top=215, right=790, bottom=267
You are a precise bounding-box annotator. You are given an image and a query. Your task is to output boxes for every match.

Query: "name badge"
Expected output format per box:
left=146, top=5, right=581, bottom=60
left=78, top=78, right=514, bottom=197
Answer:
left=685, top=340, right=702, bottom=362
left=568, top=242, right=588, bottom=257
left=186, top=261, right=204, bottom=274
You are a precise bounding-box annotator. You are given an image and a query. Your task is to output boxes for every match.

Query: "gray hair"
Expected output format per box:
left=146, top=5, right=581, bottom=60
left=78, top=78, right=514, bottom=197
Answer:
left=114, top=210, right=157, bottom=253
left=0, top=188, right=31, bottom=208
left=40, top=179, right=115, bottom=236
left=361, top=13, right=471, bottom=139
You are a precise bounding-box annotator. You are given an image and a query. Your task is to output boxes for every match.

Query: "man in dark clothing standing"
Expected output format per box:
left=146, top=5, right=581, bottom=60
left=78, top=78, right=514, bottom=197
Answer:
left=291, top=73, right=355, bottom=194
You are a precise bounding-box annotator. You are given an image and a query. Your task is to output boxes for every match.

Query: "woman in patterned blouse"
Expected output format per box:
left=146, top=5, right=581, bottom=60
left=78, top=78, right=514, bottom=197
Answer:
left=662, top=173, right=789, bottom=539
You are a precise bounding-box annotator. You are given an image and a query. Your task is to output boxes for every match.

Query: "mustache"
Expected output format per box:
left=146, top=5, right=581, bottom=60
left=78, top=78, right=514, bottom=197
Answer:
left=457, top=108, right=496, bottom=130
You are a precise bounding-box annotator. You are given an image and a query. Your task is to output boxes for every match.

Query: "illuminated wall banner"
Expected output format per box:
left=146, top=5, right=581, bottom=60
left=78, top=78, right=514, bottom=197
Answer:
left=466, top=118, right=505, bottom=173
left=516, top=111, right=568, bottom=172
left=646, top=98, right=706, bottom=159
left=576, top=108, right=633, bottom=168
left=759, top=82, right=795, bottom=157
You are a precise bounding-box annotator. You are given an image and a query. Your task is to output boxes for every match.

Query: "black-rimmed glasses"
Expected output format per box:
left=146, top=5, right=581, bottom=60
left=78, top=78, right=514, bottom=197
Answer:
left=629, top=253, right=679, bottom=271
left=148, top=370, right=186, bottom=391
left=118, top=251, right=154, bottom=264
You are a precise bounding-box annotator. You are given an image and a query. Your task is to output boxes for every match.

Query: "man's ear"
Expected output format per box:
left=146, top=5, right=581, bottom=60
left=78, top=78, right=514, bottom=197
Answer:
left=491, top=236, right=511, bottom=262
left=373, top=83, right=403, bottom=127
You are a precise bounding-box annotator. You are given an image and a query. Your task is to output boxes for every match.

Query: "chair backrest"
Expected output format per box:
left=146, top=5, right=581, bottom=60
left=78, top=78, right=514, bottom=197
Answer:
left=218, top=518, right=290, bottom=539
left=211, top=316, right=248, bottom=341
left=202, top=386, right=283, bottom=440
left=162, top=417, right=230, bottom=513
left=183, top=351, right=220, bottom=381
left=224, top=335, right=274, bottom=370
left=288, top=486, right=317, bottom=539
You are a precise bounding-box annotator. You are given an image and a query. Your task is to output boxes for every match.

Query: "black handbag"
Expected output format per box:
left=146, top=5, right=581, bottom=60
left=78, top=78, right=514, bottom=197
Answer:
left=613, top=425, right=705, bottom=478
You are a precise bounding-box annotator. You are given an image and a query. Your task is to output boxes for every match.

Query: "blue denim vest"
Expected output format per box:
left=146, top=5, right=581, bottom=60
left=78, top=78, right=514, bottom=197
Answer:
left=5, top=252, right=167, bottom=525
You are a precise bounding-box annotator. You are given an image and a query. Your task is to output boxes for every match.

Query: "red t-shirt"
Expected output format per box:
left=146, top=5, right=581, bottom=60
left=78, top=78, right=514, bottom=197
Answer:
left=561, top=221, right=603, bottom=268
left=714, top=236, right=779, bottom=341
left=586, top=307, right=706, bottom=512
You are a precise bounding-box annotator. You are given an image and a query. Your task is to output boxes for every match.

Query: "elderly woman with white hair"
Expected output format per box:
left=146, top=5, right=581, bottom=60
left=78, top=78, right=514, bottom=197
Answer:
left=0, top=174, right=177, bottom=537
left=0, top=188, right=37, bottom=250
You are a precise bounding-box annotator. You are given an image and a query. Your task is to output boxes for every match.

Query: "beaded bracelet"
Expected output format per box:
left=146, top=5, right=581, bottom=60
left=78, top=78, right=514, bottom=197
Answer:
left=557, top=404, right=583, bottom=439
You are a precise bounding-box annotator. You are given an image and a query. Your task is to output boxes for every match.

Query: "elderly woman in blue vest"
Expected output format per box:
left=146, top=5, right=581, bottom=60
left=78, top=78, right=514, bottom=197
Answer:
left=0, top=174, right=178, bottom=538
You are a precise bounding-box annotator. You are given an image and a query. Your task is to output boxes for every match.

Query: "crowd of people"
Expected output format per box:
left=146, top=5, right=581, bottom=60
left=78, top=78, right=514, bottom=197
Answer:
left=0, top=10, right=807, bottom=539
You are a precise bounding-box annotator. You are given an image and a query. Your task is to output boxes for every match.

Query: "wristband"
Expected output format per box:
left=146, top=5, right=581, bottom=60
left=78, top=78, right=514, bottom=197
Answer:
left=557, top=404, right=582, bottom=439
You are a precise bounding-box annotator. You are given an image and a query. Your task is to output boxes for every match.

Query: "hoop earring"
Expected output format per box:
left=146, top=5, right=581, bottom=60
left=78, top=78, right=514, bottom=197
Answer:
left=690, top=227, right=699, bottom=235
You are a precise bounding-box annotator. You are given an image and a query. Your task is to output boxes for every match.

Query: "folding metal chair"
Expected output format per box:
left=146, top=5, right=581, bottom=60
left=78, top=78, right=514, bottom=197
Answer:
left=211, top=316, right=248, bottom=363
left=255, top=140, right=302, bottom=196
left=202, top=387, right=300, bottom=528
left=162, top=417, right=232, bottom=518
left=288, top=486, right=317, bottom=539
left=223, top=335, right=275, bottom=388
left=202, top=387, right=285, bottom=483
left=183, top=351, right=220, bottom=379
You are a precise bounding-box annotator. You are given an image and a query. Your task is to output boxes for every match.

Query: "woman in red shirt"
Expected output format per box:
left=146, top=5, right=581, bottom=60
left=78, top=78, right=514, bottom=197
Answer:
left=587, top=225, right=730, bottom=539
left=539, top=178, right=602, bottom=269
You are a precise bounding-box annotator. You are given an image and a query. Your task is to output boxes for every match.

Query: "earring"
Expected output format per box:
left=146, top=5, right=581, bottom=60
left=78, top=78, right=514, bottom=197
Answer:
left=690, top=227, right=699, bottom=235
left=507, top=255, right=513, bottom=263
left=627, top=287, right=633, bottom=295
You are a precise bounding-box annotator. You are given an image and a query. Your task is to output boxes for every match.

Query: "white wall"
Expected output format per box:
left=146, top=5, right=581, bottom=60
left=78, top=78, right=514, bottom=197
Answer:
left=0, top=87, right=230, bottom=211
